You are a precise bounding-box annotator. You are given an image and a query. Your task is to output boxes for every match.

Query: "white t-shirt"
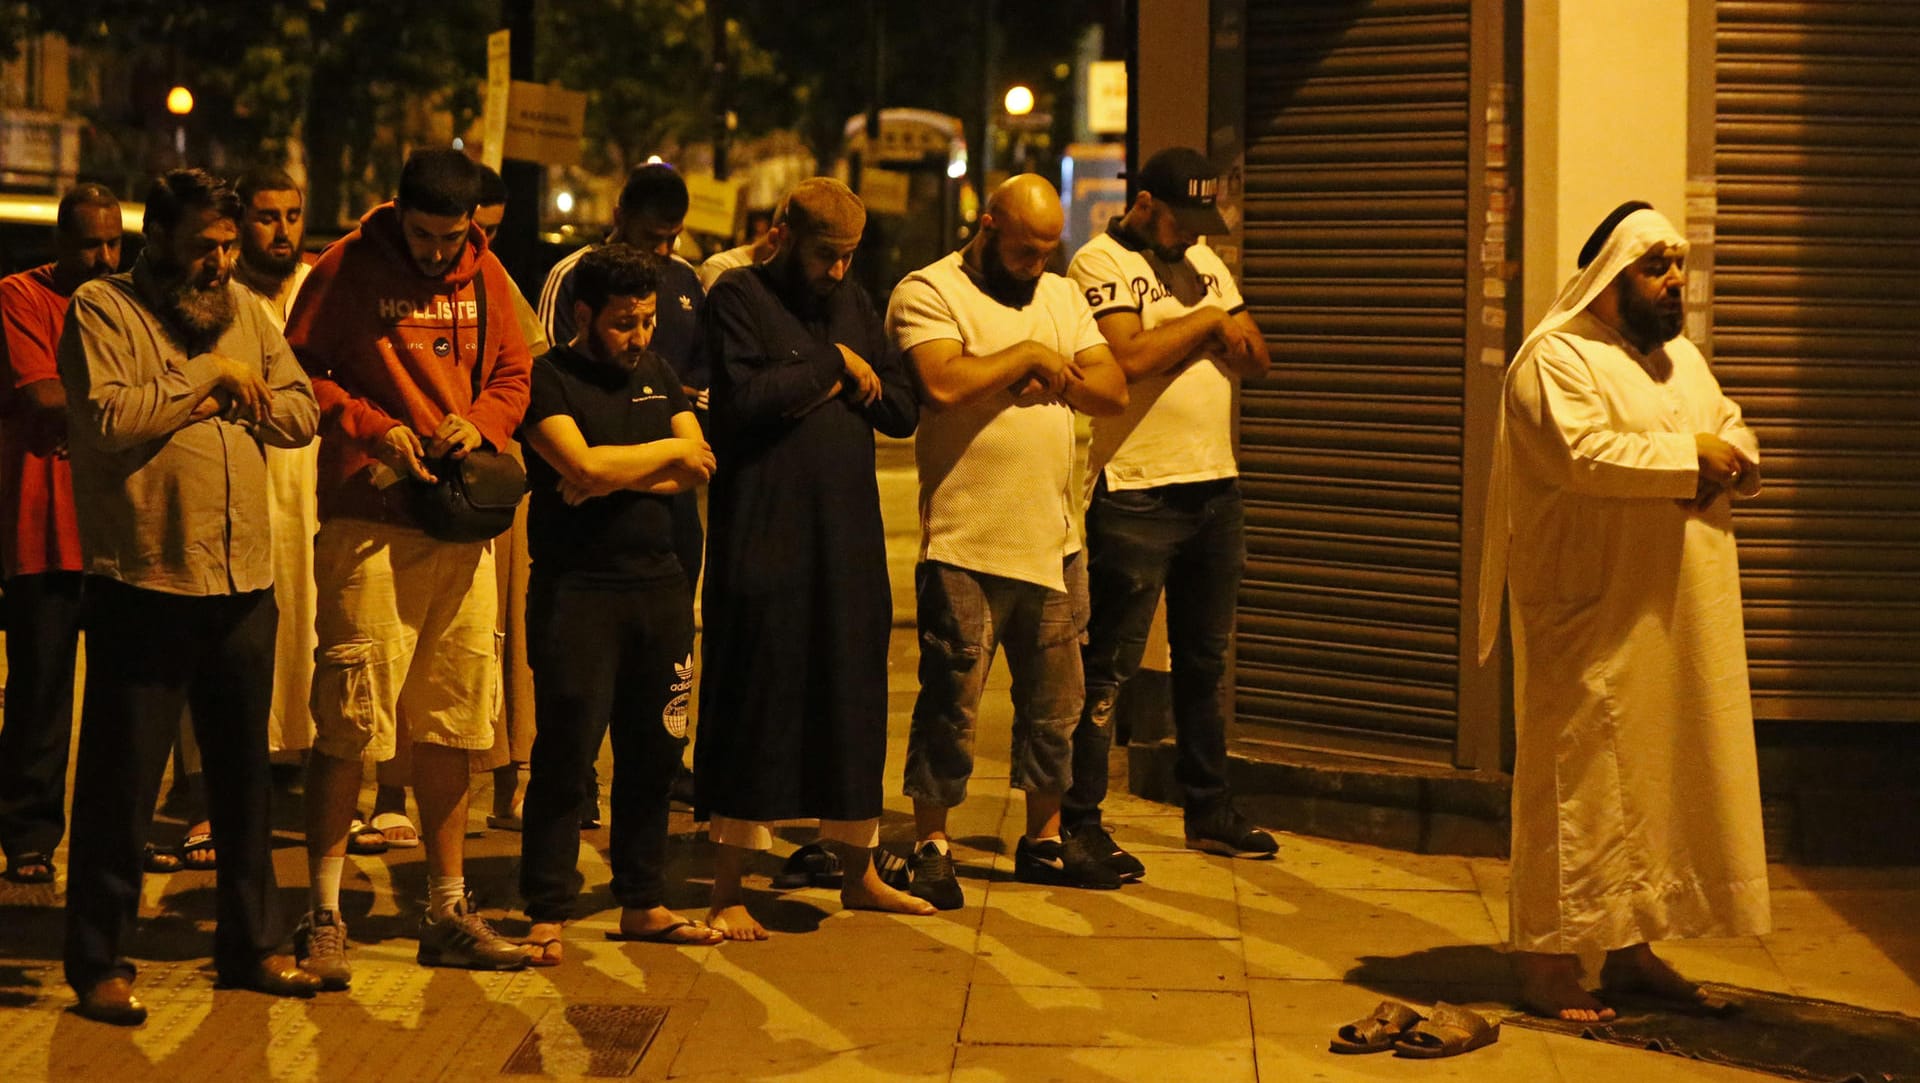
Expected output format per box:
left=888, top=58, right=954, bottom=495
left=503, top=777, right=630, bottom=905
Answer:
left=887, top=251, right=1106, bottom=592
left=1068, top=228, right=1246, bottom=495
left=698, top=243, right=758, bottom=290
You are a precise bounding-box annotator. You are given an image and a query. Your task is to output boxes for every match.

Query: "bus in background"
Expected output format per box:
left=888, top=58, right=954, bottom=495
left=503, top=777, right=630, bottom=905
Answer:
left=839, top=108, right=973, bottom=302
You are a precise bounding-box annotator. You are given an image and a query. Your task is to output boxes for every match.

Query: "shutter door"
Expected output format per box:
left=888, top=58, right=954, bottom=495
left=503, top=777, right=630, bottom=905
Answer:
left=1714, top=1, right=1920, bottom=723
left=1237, top=0, right=1471, bottom=760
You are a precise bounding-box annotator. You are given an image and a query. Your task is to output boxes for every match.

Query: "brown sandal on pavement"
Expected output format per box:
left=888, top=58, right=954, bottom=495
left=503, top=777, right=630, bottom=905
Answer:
left=1330, top=1000, right=1424, bottom=1054
left=1392, top=1002, right=1501, bottom=1059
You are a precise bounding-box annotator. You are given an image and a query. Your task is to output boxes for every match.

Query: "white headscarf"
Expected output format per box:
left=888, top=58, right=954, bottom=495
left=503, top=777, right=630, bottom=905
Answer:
left=1474, top=208, right=1689, bottom=663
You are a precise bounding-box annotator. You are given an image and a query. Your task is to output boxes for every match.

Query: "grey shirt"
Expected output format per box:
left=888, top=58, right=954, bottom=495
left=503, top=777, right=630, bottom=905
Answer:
left=57, top=258, right=318, bottom=596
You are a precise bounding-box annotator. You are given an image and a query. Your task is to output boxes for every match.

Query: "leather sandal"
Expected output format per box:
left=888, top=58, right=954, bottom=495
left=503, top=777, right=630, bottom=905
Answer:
left=1392, top=1002, right=1501, bottom=1059
left=1329, top=1000, right=1423, bottom=1054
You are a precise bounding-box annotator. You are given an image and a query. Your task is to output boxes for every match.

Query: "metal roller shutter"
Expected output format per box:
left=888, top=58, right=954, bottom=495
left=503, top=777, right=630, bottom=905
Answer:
left=1714, top=1, right=1920, bottom=723
left=1237, top=0, right=1472, bottom=760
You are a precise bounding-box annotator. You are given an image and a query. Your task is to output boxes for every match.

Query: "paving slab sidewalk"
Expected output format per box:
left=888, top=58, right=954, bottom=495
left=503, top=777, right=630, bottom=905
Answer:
left=2, top=628, right=1917, bottom=1082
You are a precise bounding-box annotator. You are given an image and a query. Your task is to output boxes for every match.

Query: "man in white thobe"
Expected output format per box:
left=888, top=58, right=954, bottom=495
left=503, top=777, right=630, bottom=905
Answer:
left=1478, top=202, right=1771, bottom=1021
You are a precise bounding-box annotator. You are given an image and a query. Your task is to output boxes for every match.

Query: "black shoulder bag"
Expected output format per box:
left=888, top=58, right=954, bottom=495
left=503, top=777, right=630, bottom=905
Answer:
left=407, top=275, right=527, bottom=543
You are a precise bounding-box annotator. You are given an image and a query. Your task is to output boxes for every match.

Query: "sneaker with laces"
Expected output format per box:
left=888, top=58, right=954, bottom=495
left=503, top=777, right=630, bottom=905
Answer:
left=907, top=841, right=964, bottom=911
left=1014, top=834, right=1123, bottom=890
left=1185, top=807, right=1279, bottom=858
left=296, top=907, right=352, bottom=990
left=1072, top=823, right=1145, bottom=881
left=418, top=895, right=533, bottom=970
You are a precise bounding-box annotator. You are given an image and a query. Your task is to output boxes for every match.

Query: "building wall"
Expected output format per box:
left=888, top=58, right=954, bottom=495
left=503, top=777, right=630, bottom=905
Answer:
left=1521, top=0, right=1692, bottom=326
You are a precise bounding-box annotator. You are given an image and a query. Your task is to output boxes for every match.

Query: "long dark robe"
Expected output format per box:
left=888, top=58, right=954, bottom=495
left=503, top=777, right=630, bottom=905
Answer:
left=694, top=263, right=917, bottom=823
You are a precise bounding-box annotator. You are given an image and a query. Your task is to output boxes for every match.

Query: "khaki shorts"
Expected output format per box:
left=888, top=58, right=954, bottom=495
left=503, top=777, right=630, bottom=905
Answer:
left=310, top=518, right=499, bottom=762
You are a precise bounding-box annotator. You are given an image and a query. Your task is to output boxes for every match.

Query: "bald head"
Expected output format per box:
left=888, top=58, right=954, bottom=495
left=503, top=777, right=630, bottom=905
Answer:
left=984, top=174, right=1064, bottom=239
left=971, top=174, right=1063, bottom=298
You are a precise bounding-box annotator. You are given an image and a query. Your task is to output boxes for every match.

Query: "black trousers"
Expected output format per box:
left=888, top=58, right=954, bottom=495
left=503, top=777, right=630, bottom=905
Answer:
left=1065, top=478, right=1245, bottom=832
left=522, top=573, right=692, bottom=921
left=0, top=571, right=85, bottom=864
left=63, top=577, right=280, bottom=991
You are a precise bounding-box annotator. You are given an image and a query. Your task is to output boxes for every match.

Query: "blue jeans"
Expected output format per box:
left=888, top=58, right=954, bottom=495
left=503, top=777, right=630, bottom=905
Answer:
left=1065, top=477, right=1245, bottom=831
left=904, top=556, right=1086, bottom=807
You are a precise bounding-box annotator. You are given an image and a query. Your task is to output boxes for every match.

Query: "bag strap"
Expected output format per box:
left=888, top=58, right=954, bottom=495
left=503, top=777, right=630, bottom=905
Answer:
left=470, top=266, right=489, bottom=405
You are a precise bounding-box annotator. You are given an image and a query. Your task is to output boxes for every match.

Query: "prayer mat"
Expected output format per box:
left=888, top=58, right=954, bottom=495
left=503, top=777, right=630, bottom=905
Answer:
left=1509, top=983, right=1920, bottom=1083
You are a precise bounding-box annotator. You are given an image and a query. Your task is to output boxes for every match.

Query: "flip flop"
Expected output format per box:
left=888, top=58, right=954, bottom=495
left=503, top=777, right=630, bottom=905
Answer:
left=180, top=830, right=217, bottom=871
left=142, top=843, right=183, bottom=874
left=369, top=811, right=420, bottom=848
left=1329, top=1000, right=1424, bottom=1054
left=5, top=851, right=57, bottom=883
left=347, top=818, right=390, bottom=855
left=605, top=920, right=723, bottom=946
left=1392, top=1002, right=1501, bottom=1059
left=524, top=935, right=563, bottom=966
left=771, top=843, right=841, bottom=889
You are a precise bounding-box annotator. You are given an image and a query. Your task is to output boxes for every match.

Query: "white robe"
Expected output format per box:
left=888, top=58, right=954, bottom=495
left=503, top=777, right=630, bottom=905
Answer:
left=1490, top=308, right=1771, bottom=952
left=239, top=262, right=319, bottom=755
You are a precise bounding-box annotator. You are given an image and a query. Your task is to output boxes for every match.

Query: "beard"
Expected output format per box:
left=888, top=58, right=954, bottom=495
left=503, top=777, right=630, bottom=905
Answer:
left=982, top=238, right=1039, bottom=307
left=1152, top=241, right=1191, bottom=262
left=157, top=267, right=236, bottom=343
left=1619, top=286, right=1684, bottom=348
left=243, top=239, right=302, bottom=285
left=585, top=332, right=644, bottom=374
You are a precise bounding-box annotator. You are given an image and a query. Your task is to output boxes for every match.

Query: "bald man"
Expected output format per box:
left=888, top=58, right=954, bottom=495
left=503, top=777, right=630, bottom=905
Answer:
left=886, top=175, right=1129, bottom=909
left=696, top=179, right=932, bottom=938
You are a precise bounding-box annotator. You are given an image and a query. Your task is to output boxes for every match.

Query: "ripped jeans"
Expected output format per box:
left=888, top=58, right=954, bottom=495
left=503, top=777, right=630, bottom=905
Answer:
left=903, top=555, right=1087, bottom=808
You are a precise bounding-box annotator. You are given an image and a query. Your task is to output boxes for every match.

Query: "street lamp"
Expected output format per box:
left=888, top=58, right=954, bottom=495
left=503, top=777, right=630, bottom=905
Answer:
left=1004, top=84, right=1034, bottom=117
left=166, top=85, right=193, bottom=160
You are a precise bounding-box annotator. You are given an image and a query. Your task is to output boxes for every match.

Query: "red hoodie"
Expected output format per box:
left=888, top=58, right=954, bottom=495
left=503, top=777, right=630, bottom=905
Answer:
left=286, top=202, right=532, bottom=525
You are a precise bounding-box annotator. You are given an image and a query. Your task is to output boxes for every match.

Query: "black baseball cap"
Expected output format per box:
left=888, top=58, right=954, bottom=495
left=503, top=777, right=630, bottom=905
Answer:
left=1134, top=146, right=1229, bottom=236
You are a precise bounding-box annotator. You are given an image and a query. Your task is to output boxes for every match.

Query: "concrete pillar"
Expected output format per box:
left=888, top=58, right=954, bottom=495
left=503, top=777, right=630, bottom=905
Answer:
left=1522, top=0, right=1692, bottom=327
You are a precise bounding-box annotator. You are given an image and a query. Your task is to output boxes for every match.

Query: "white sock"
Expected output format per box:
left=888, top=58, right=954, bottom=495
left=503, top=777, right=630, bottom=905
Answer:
left=428, top=875, right=466, bottom=919
left=1031, top=835, right=1063, bottom=846
left=310, top=856, right=345, bottom=914
left=918, top=837, right=950, bottom=856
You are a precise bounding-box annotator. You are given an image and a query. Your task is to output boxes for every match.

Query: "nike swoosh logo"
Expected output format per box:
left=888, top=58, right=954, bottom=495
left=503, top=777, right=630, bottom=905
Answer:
left=1031, top=853, right=1064, bottom=870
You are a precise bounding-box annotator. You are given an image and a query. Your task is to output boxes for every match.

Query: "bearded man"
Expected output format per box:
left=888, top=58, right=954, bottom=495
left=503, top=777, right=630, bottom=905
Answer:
left=695, top=179, right=931, bottom=938
left=1479, top=201, right=1769, bottom=1022
left=56, top=168, right=322, bottom=1023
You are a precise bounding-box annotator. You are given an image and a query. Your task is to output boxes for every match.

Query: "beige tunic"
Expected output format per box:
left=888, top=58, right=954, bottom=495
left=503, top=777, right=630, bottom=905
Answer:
left=1494, top=310, right=1771, bottom=953
left=238, top=263, right=320, bottom=754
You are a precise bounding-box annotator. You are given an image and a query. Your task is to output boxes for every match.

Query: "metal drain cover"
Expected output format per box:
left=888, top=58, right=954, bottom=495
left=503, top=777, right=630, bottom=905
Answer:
left=502, top=1003, right=670, bottom=1076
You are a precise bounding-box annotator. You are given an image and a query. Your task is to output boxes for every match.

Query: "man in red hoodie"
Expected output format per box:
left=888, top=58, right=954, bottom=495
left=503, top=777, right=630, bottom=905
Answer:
left=284, top=149, right=532, bottom=983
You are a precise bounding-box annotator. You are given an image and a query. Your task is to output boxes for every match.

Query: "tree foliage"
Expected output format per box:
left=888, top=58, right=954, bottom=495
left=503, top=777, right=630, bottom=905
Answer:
left=19, top=0, right=489, bottom=230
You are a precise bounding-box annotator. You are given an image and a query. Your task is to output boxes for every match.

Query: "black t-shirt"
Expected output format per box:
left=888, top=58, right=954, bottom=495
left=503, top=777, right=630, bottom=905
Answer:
left=521, top=345, right=692, bottom=583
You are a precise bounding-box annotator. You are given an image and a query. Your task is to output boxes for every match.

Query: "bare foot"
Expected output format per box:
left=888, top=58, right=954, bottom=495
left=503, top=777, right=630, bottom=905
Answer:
left=842, top=866, right=937, bottom=916
left=706, top=902, right=769, bottom=941
left=526, top=921, right=565, bottom=966
left=617, top=906, right=724, bottom=945
left=1516, top=951, right=1617, bottom=1022
left=1600, top=944, right=1730, bottom=1011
